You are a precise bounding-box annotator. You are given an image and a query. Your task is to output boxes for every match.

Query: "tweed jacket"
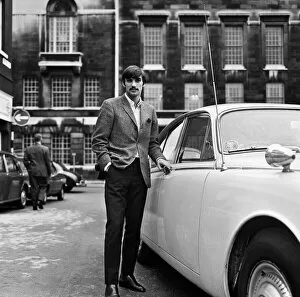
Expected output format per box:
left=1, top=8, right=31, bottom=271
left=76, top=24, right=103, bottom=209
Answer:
left=92, top=94, right=165, bottom=188
left=24, top=143, right=51, bottom=177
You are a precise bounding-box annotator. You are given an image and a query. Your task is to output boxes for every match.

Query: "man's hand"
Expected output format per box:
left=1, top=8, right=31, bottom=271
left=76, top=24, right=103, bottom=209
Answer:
left=156, top=158, right=172, bottom=174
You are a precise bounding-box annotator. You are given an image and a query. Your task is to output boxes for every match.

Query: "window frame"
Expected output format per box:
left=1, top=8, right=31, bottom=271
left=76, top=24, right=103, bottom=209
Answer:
left=225, top=83, right=244, bottom=103
left=220, top=15, right=248, bottom=71
left=51, top=76, right=72, bottom=108
left=139, top=15, right=167, bottom=70
left=184, top=83, right=204, bottom=110
left=266, top=82, right=285, bottom=104
left=260, top=15, right=289, bottom=70
left=179, top=15, right=207, bottom=71
left=46, top=0, right=78, bottom=53
left=23, top=77, right=39, bottom=107
left=84, top=77, right=101, bottom=108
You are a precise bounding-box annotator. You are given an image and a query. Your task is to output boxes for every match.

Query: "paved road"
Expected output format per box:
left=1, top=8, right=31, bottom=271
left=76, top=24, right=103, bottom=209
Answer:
left=0, top=183, right=210, bottom=297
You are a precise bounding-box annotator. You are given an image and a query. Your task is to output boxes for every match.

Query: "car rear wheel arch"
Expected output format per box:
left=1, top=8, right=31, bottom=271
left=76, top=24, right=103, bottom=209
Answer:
left=228, top=216, right=298, bottom=297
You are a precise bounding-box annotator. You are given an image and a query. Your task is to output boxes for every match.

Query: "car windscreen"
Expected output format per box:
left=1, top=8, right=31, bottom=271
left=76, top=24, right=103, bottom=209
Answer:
left=220, top=109, right=300, bottom=153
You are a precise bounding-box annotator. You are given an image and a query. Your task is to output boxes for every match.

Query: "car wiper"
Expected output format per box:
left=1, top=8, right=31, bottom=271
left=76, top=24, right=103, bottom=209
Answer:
left=227, top=146, right=267, bottom=153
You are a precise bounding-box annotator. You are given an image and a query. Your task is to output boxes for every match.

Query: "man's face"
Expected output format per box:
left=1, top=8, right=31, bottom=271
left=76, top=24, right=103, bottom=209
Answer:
left=124, top=75, right=143, bottom=99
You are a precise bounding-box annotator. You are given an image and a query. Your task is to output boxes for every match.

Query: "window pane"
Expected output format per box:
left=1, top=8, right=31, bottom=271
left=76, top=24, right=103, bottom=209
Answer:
left=52, top=76, right=71, bottom=107
left=84, top=134, right=97, bottom=164
left=184, top=26, right=203, bottom=65
left=225, top=26, right=243, bottom=65
left=144, top=26, right=162, bottom=65
left=24, top=135, right=33, bottom=150
left=184, top=83, right=203, bottom=110
left=23, top=77, right=39, bottom=107
left=266, top=83, right=284, bottom=103
left=49, top=17, right=76, bottom=52
left=266, top=26, right=283, bottom=65
left=51, top=134, right=71, bottom=164
left=162, top=122, right=184, bottom=161
left=84, top=77, right=100, bottom=107
left=225, top=83, right=244, bottom=103
left=143, top=83, right=162, bottom=109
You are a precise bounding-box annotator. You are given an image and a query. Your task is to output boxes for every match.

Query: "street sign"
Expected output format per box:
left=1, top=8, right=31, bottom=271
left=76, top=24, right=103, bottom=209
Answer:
left=13, top=109, right=30, bottom=126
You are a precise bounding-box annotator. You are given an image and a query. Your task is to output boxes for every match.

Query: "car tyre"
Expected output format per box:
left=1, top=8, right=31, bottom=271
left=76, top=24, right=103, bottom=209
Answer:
left=236, top=228, right=300, bottom=297
left=18, top=188, right=28, bottom=209
left=57, top=187, right=64, bottom=201
left=64, top=185, right=74, bottom=193
left=137, top=241, right=157, bottom=266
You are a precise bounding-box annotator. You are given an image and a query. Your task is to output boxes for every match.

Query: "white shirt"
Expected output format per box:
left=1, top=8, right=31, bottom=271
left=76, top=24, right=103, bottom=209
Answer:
left=125, top=93, right=141, bottom=131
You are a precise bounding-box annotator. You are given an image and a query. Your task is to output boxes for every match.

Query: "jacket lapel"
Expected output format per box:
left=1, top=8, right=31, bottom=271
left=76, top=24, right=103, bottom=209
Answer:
left=121, top=95, right=138, bottom=128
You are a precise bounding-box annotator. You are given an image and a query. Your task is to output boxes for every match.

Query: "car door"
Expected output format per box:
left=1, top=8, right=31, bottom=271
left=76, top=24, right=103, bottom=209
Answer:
left=0, top=153, right=10, bottom=202
left=47, top=162, right=58, bottom=196
left=157, top=113, right=215, bottom=274
left=4, top=154, right=23, bottom=201
left=143, top=118, right=185, bottom=245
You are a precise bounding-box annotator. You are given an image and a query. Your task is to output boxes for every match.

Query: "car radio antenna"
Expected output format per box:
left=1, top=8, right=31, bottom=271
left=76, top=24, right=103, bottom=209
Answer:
left=204, top=4, right=227, bottom=171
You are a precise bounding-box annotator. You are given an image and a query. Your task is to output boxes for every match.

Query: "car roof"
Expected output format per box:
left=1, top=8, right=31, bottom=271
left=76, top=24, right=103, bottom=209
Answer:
left=194, top=103, right=300, bottom=117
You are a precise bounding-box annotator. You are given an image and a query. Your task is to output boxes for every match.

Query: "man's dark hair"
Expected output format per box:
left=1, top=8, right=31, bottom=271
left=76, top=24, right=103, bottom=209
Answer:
left=121, top=65, right=146, bottom=85
left=34, top=133, right=42, bottom=143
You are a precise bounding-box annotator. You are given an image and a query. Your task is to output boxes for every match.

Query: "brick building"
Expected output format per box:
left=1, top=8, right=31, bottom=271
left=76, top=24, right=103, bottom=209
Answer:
left=0, top=0, right=13, bottom=151
left=11, top=0, right=300, bottom=176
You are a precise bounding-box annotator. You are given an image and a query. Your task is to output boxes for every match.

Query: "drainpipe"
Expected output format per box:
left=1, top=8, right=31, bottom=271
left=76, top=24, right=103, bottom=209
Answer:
left=114, top=0, right=119, bottom=97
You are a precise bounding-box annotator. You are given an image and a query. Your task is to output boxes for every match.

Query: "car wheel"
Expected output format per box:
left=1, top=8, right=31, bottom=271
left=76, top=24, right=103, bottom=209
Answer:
left=18, top=188, right=27, bottom=209
left=236, top=228, right=300, bottom=297
left=64, top=185, right=73, bottom=193
left=137, top=241, right=156, bottom=266
left=57, top=187, right=64, bottom=201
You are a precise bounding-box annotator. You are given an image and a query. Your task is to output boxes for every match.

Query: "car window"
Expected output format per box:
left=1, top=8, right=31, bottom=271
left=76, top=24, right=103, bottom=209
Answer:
left=0, top=155, right=5, bottom=173
left=5, top=155, right=18, bottom=173
left=161, top=121, right=184, bottom=161
left=178, top=115, right=214, bottom=163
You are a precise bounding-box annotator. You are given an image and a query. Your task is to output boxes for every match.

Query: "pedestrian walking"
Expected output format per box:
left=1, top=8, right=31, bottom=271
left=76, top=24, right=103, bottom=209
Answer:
left=92, top=65, right=171, bottom=297
left=24, top=133, right=51, bottom=211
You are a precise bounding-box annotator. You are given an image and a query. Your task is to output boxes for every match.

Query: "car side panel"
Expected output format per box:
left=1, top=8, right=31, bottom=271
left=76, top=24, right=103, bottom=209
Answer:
left=156, top=164, right=211, bottom=274
left=197, top=168, right=300, bottom=297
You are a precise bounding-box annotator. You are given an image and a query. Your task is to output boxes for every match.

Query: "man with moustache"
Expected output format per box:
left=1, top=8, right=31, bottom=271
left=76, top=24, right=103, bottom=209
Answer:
left=92, top=65, right=171, bottom=297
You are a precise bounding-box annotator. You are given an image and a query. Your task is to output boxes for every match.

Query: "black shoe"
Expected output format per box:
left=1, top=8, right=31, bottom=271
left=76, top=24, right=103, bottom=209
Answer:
left=119, top=275, right=146, bottom=292
left=33, top=206, right=38, bottom=211
left=105, top=284, right=120, bottom=297
left=38, top=203, right=43, bottom=209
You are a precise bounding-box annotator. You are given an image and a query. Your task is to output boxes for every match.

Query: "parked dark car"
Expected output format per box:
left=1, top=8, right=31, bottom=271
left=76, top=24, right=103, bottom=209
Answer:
left=52, top=161, right=87, bottom=192
left=0, top=151, right=30, bottom=208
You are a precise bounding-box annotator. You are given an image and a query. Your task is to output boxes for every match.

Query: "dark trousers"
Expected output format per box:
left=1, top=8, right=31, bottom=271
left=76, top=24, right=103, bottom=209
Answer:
left=29, top=175, right=48, bottom=207
left=104, top=158, right=147, bottom=285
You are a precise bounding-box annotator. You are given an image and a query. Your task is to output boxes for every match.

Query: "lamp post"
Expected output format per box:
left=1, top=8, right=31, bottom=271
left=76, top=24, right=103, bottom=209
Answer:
left=72, top=152, right=76, bottom=172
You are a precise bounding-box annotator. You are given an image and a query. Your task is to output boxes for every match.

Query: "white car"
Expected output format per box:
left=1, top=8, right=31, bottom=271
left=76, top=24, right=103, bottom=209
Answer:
left=139, top=103, right=300, bottom=297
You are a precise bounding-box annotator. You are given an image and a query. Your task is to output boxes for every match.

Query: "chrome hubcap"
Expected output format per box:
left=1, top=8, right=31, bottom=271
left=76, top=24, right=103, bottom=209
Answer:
left=21, top=190, right=27, bottom=205
left=248, top=262, right=292, bottom=297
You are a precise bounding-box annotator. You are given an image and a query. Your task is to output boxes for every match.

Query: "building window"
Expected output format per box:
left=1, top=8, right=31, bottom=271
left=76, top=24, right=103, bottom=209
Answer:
left=51, top=134, right=70, bottom=164
left=266, top=83, right=284, bottom=103
left=225, top=26, right=243, bottom=65
left=23, top=135, right=33, bottom=150
left=52, top=76, right=71, bottom=107
left=143, top=83, right=163, bottom=109
left=144, top=25, right=163, bottom=66
left=184, top=83, right=203, bottom=110
left=183, top=26, right=204, bottom=67
left=23, top=77, right=39, bottom=107
left=266, top=26, right=283, bottom=65
left=84, top=134, right=97, bottom=165
left=84, top=77, right=100, bottom=107
left=225, top=83, right=244, bottom=103
left=47, top=0, right=77, bottom=53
